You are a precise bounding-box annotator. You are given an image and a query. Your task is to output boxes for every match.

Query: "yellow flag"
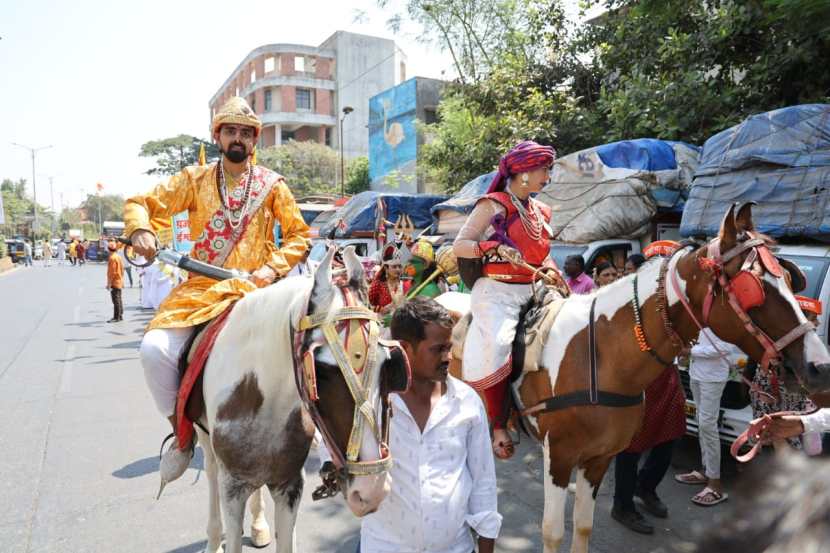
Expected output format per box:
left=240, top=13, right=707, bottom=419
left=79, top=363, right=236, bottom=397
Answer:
left=251, top=145, right=257, bottom=166
left=198, top=144, right=206, bottom=166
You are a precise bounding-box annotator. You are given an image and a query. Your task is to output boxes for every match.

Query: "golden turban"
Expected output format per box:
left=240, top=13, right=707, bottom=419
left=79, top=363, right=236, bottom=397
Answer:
left=212, top=96, right=261, bottom=136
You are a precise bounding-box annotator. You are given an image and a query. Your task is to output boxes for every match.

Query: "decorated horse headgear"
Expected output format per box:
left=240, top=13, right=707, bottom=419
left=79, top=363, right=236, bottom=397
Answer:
left=487, top=140, right=556, bottom=194
left=796, top=295, right=822, bottom=315
left=643, top=240, right=681, bottom=259
left=669, top=229, right=813, bottom=373
left=294, top=286, right=411, bottom=481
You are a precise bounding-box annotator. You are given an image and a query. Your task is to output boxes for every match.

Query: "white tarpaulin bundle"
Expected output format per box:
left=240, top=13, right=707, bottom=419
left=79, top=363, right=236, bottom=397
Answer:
left=537, top=139, right=700, bottom=243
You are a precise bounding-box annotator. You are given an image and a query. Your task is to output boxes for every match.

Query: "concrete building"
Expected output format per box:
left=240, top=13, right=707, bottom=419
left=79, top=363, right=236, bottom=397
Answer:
left=209, top=31, right=407, bottom=158
left=368, top=77, right=445, bottom=193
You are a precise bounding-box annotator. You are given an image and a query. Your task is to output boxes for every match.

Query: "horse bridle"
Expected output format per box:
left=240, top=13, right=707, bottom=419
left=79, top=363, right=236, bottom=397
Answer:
left=293, top=287, right=410, bottom=481
left=668, top=234, right=814, bottom=377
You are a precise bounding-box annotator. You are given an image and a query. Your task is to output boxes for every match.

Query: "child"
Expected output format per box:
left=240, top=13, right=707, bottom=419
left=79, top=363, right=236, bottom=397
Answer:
left=106, top=241, right=124, bottom=322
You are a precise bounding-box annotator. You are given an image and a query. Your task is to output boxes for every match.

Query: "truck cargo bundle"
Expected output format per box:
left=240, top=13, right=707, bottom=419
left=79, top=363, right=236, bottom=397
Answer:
left=681, top=104, right=830, bottom=239
left=537, top=139, right=700, bottom=243
left=430, top=172, right=496, bottom=237
left=318, top=191, right=448, bottom=239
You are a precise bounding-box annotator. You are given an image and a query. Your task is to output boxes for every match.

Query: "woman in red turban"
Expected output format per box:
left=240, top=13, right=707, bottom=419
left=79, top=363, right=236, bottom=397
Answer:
left=453, top=140, right=557, bottom=459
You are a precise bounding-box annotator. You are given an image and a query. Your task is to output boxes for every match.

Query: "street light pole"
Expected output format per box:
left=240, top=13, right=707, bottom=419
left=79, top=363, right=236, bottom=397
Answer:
left=11, top=142, right=53, bottom=239
left=339, top=106, right=354, bottom=197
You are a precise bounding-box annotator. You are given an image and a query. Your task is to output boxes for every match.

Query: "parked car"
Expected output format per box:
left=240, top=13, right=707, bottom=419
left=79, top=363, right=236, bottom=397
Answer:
left=4, top=239, right=25, bottom=263
left=680, top=242, right=830, bottom=445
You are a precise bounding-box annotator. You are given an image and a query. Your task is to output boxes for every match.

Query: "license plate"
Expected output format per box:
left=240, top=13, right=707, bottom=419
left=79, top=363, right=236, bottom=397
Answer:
left=684, top=401, right=697, bottom=418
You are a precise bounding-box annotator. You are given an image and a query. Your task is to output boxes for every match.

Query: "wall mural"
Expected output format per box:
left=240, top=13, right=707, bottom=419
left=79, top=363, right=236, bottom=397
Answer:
left=368, top=78, right=418, bottom=191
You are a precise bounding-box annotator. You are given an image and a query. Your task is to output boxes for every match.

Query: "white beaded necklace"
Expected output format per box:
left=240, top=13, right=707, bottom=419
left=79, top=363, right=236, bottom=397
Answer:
left=217, top=159, right=253, bottom=232
left=507, top=187, right=543, bottom=241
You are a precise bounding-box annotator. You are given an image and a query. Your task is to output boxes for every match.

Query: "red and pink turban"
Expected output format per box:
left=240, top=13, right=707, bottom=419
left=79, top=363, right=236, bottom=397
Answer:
left=487, top=140, right=556, bottom=193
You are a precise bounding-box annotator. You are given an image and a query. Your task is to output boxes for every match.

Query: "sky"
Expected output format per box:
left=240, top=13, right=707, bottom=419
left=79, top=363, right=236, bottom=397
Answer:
left=0, top=0, right=460, bottom=211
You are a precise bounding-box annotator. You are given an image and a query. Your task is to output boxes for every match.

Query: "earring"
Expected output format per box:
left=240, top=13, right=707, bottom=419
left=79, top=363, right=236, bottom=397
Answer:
left=521, top=173, right=529, bottom=187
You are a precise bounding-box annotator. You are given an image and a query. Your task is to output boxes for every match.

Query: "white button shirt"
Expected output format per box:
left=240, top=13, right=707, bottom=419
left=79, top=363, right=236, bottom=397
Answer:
left=360, top=376, right=502, bottom=553
left=690, top=328, right=734, bottom=382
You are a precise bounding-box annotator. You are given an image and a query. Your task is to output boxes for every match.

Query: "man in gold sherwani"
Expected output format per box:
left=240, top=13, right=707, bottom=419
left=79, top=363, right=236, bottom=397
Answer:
left=126, top=97, right=309, bottom=486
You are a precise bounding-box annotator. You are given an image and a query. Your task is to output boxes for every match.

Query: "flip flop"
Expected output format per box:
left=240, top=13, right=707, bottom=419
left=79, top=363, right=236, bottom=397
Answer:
left=691, top=487, right=728, bottom=507
left=674, top=470, right=707, bottom=485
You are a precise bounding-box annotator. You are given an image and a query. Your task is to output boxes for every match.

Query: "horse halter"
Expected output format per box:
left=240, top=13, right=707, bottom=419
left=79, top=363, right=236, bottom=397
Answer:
left=670, top=234, right=814, bottom=373
left=294, top=287, right=410, bottom=480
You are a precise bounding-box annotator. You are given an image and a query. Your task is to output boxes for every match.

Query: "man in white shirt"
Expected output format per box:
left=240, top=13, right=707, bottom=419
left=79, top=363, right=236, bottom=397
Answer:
left=321, top=297, right=501, bottom=553
left=675, top=328, right=732, bottom=506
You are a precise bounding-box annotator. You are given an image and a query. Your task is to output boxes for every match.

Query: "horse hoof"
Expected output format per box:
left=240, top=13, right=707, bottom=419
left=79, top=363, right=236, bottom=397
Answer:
left=250, top=525, right=271, bottom=548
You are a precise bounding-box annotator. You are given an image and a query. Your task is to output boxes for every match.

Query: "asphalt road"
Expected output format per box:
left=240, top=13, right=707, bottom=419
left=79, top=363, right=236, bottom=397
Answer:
left=0, top=261, right=732, bottom=553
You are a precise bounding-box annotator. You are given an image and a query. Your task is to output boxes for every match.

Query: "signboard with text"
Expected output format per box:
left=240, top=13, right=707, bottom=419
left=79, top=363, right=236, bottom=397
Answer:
left=171, top=211, right=193, bottom=253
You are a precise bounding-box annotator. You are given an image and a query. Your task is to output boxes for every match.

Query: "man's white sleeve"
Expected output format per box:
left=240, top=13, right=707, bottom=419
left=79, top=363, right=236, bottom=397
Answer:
left=464, top=396, right=503, bottom=539
left=802, top=408, right=830, bottom=434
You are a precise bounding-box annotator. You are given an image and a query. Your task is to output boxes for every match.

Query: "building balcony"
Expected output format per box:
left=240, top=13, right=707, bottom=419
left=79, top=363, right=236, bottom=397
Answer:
left=260, top=111, right=337, bottom=127
left=242, top=75, right=335, bottom=97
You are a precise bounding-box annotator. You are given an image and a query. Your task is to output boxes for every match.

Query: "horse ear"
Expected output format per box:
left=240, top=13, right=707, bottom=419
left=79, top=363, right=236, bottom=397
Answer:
left=718, top=204, right=738, bottom=253
left=342, top=245, right=365, bottom=286
left=311, top=245, right=336, bottom=313
left=735, top=202, right=757, bottom=233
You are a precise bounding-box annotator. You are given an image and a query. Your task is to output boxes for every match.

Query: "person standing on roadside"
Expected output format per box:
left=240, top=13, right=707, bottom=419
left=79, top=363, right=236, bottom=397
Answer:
left=76, top=240, right=86, bottom=265
left=68, top=239, right=77, bottom=266
left=41, top=239, right=52, bottom=267
left=106, top=241, right=124, bottom=322
left=23, top=240, right=33, bottom=267
left=56, top=239, right=66, bottom=265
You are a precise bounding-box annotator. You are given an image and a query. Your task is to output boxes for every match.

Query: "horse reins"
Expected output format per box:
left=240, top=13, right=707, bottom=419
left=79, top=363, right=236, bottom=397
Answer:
left=293, top=288, right=402, bottom=480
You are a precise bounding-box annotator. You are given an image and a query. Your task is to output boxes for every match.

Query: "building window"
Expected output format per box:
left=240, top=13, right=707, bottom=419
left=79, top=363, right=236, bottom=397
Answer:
left=282, top=129, right=296, bottom=143
left=249, top=65, right=255, bottom=85
left=296, top=88, right=312, bottom=111
left=325, top=127, right=332, bottom=147
left=424, top=108, right=438, bottom=125
left=250, top=95, right=256, bottom=113
left=264, top=89, right=272, bottom=111
left=294, top=56, right=305, bottom=72
left=265, top=56, right=275, bottom=73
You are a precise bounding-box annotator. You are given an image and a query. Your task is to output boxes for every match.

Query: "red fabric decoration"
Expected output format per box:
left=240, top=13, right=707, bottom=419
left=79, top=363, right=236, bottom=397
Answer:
left=626, top=367, right=687, bottom=453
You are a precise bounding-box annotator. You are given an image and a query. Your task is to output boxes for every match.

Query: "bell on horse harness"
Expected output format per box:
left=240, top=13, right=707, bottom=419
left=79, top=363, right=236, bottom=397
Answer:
left=294, top=287, right=411, bottom=500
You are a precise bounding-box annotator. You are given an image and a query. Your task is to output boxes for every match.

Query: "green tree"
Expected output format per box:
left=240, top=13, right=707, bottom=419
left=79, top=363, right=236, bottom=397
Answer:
left=257, top=141, right=339, bottom=196
left=139, top=135, right=219, bottom=176
left=345, top=156, right=371, bottom=195
left=80, top=194, right=126, bottom=227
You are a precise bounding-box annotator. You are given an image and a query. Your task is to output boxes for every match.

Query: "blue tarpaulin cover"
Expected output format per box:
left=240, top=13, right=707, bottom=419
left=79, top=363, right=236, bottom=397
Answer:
left=429, top=172, right=496, bottom=235
left=681, top=104, right=830, bottom=239
left=319, top=191, right=448, bottom=238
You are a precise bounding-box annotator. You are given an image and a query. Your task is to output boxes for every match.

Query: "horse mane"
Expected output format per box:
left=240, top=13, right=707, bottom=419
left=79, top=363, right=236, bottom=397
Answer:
left=229, top=276, right=315, bottom=340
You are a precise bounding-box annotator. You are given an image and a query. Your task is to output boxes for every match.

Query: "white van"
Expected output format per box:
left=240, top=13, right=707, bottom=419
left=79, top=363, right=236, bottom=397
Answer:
left=680, top=242, right=830, bottom=444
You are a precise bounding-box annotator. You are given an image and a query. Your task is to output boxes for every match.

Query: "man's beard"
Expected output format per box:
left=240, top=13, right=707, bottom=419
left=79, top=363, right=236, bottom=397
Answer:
left=222, top=142, right=248, bottom=163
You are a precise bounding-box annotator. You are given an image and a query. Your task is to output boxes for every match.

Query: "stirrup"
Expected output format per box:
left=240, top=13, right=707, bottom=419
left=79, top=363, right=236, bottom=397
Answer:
left=156, top=432, right=195, bottom=500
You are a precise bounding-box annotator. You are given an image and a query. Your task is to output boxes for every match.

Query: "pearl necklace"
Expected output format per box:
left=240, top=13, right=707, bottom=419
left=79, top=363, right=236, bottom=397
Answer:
left=217, top=160, right=253, bottom=233
left=507, top=188, right=543, bottom=241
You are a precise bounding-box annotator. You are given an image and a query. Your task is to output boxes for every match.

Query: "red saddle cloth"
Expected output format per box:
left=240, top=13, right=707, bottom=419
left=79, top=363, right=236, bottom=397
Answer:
left=175, top=306, right=234, bottom=449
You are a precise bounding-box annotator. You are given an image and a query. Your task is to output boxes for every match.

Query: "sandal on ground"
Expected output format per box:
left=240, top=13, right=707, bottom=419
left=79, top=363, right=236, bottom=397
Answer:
left=492, top=430, right=515, bottom=460
left=674, top=470, right=707, bottom=485
left=691, top=487, right=728, bottom=507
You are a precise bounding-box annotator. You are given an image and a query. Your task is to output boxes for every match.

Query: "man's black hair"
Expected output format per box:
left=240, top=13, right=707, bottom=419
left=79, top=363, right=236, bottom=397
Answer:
left=390, top=297, right=454, bottom=344
left=626, top=253, right=646, bottom=269
left=565, top=254, right=585, bottom=270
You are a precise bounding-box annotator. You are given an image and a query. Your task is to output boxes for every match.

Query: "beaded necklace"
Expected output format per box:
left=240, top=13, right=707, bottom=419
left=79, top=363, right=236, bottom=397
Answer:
left=217, top=159, right=253, bottom=233
left=506, top=187, right=543, bottom=241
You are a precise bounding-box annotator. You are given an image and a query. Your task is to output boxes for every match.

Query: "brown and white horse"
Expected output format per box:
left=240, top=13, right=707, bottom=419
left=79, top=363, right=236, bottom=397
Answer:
left=447, top=204, right=830, bottom=553
left=195, top=246, right=406, bottom=553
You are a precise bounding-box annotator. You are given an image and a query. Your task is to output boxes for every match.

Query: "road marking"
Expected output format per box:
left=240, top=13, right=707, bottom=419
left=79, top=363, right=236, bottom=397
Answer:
left=59, top=344, right=75, bottom=395
left=73, top=304, right=80, bottom=323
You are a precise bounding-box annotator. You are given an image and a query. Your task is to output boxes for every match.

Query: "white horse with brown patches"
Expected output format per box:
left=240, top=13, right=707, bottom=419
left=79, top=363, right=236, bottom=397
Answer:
left=444, top=204, right=830, bottom=553
left=194, top=246, right=405, bottom=553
